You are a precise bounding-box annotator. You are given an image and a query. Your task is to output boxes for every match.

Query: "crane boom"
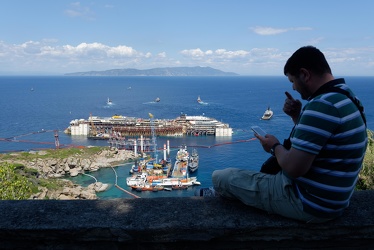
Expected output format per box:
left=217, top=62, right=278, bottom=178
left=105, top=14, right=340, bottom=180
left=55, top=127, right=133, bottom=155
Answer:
left=149, top=113, right=157, bottom=162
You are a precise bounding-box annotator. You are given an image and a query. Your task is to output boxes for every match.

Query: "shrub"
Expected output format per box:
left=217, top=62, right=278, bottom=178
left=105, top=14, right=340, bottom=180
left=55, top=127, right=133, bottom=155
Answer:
left=357, top=129, right=374, bottom=190
left=0, top=162, right=33, bottom=200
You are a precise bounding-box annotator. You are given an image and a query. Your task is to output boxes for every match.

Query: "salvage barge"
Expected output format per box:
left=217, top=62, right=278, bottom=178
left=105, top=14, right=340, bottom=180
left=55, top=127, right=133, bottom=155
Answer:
left=65, top=113, right=233, bottom=139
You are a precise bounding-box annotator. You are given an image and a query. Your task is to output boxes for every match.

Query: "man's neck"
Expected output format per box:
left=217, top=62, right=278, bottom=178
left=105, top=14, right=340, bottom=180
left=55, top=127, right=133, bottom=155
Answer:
left=309, top=73, right=334, bottom=96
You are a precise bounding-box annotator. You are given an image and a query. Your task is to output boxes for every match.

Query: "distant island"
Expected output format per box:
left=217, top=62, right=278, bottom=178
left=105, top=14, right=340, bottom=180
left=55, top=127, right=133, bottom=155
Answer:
left=65, top=66, right=239, bottom=76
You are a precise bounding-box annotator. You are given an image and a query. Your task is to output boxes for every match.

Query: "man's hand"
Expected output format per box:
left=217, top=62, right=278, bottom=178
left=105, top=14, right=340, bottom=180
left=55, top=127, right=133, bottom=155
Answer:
left=254, top=133, right=280, bottom=153
left=283, top=91, right=302, bottom=123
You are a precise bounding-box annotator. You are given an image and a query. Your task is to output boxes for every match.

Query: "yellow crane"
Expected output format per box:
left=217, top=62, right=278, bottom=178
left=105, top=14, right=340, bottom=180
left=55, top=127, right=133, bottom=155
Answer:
left=89, top=113, right=97, bottom=137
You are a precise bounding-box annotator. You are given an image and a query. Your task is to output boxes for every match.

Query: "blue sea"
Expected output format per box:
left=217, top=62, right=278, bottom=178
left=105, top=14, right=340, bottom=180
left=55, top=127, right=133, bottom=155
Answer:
left=1, top=76, right=373, bottom=199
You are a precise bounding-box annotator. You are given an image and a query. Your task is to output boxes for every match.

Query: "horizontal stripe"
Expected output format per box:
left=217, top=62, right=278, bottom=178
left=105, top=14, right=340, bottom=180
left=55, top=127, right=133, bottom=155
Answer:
left=311, top=166, right=362, bottom=178
left=296, top=124, right=332, bottom=137
left=333, top=124, right=367, bottom=138
left=302, top=110, right=341, bottom=123
left=297, top=176, right=357, bottom=192
left=325, top=140, right=368, bottom=150
left=296, top=186, right=348, bottom=215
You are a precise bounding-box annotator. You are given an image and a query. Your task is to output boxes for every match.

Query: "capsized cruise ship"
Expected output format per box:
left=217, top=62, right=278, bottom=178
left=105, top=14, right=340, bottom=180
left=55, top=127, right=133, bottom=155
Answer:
left=65, top=113, right=233, bottom=138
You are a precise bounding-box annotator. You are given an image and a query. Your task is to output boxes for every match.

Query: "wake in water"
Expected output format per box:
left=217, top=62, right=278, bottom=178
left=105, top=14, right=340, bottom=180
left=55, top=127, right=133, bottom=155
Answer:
left=197, top=95, right=209, bottom=105
left=143, top=101, right=159, bottom=105
left=103, top=103, right=115, bottom=108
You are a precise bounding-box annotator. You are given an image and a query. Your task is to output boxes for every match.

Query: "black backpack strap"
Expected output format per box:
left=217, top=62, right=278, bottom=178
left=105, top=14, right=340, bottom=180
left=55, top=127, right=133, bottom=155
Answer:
left=308, top=78, right=366, bottom=126
left=328, top=86, right=366, bottom=126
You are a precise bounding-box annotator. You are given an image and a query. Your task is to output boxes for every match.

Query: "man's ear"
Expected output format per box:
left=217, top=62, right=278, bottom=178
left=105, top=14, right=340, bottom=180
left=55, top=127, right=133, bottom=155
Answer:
left=299, top=68, right=310, bottom=82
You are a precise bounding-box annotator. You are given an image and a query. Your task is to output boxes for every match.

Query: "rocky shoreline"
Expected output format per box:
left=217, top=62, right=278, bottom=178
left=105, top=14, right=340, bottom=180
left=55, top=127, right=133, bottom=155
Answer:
left=3, top=147, right=136, bottom=200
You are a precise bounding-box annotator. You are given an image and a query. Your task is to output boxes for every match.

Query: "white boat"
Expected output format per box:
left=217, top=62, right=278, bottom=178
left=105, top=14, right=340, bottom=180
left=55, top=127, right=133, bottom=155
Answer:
left=107, top=97, right=113, bottom=105
left=172, top=146, right=189, bottom=178
left=126, top=172, right=148, bottom=186
left=176, top=146, right=189, bottom=162
left=197, top=95, right=208, bottom=105
left=261, top=106, right=273, bottom=120
left=151, top=176, right=200, bottom=187
left=188, top=148, right=199, bottom=173
left=155, top=97, right=160, bottom=102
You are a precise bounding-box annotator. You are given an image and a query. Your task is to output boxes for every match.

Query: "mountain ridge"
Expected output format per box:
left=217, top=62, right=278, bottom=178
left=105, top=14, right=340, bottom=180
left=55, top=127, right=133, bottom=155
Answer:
left=65, top=66, right=239, bottom=76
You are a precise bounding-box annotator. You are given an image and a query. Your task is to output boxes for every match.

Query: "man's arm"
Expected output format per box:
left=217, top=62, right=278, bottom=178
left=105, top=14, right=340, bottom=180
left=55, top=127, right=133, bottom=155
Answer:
left=254, top=133, right=315, bottom=178
left=275, top=146, right=315, bottom=178
left=283, top=92, right=302, bottom=124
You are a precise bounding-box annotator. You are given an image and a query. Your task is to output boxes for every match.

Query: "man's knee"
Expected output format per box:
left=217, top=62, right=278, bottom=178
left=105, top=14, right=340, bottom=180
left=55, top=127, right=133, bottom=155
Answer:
left=212, top=168, right=230, bottom=180
left=212, top=168, right=237, bottom=186
left=212, top=169, right=220, bottom=184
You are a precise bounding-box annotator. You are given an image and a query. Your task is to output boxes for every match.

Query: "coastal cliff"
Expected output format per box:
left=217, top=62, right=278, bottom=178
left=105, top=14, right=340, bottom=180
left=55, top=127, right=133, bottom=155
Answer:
left=0, top=147, right=136, bottom=200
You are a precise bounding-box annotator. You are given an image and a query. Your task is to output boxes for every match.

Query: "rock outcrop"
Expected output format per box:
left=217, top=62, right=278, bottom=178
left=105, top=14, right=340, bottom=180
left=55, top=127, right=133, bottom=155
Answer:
left=21, top=147, right=135, bottom=179
left=2, top=147, right=135, bottom=200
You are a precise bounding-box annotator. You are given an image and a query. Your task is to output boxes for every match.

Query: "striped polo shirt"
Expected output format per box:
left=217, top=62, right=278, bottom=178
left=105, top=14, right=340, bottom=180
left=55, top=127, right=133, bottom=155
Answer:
left=290, top=79, right=367, bottom=218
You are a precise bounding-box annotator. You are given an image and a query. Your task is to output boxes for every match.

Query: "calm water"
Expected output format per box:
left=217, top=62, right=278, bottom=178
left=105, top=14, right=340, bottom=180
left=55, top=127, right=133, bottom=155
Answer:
left=1, top=76, right=373, bottom=199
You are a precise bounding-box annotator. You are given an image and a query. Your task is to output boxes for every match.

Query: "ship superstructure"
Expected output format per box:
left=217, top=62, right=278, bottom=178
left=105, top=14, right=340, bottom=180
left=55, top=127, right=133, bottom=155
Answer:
left=65, top=113, right=232, bottom=138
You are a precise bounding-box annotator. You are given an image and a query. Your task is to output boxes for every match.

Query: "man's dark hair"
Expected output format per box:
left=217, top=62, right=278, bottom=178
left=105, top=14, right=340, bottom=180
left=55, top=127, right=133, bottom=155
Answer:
left=283, top=46, right=332, bottom=76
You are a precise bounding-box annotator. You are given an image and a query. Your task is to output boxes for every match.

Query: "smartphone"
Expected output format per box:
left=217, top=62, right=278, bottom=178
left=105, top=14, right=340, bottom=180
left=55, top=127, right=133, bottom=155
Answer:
left=251, top=126, right=267, bottom=137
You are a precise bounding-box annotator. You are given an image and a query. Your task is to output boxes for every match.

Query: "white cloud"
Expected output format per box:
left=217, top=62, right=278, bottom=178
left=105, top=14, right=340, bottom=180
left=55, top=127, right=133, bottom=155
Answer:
left=157, top=52, right=167, bottom=58
left=64, top=2, right=96, bottom=21
left=0, top=41, right=153, bottom=73
left=0, top=40, right=373, bottom=75
left=180, top=48, right=249, bottom=59
left=180, top=48, right=206, bottom=58
left=251, top=26, right=312, bottom=35
left=306, top=37, right=324, bottom=45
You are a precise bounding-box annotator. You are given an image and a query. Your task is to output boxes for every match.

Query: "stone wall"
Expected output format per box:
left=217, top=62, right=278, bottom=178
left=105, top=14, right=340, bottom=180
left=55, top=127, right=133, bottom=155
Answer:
left=0, top=190, right=373, bottom=249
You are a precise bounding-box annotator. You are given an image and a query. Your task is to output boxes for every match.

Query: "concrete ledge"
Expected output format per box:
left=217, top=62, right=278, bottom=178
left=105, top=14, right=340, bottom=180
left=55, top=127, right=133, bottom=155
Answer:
left=1, top=190, right=374, bottom=249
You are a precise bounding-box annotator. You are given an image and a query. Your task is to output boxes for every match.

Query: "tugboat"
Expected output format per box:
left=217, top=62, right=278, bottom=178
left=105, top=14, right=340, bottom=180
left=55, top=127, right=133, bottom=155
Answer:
left=188, top=148, right=199, bottom=173
left=197, top=96, right=202, bottom=103
left=261, top=106, right=273, bottom=120
left=197, top=96, right=208, bottom=105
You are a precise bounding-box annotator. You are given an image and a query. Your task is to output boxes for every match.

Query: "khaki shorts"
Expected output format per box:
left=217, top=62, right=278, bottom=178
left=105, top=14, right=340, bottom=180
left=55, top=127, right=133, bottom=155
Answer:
left=212, top=168, right=332, bottom=223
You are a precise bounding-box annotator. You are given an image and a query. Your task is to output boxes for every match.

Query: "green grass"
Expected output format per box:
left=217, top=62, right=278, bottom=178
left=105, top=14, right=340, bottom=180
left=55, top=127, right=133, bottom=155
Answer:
left=0, top=146, right=105, bottom=161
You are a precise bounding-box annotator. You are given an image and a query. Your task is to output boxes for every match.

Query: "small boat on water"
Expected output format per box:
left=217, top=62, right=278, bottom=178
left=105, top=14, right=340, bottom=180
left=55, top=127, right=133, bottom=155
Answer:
left=261, top=106, right=273, bottom=120
left=176, top=146, right=189, bottom=162
left=107, top=97, right=113, bottom=105
left=197, top=95, right=208, bottom=105
left=188, top=148, right=199, bottom=173
left=172, top=146, right=189, bottom=178
left=155, top=97, right=160, bottom=102
left=151, top=176, right=200, bottom=187
left=126, top=172, right=148, bottom=186
left=197, top=96, right=202, bottom=103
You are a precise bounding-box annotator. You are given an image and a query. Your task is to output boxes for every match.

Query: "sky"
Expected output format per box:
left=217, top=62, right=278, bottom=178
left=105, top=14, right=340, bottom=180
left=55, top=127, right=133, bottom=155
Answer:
left=0, top=0, right=373, bottom=76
